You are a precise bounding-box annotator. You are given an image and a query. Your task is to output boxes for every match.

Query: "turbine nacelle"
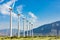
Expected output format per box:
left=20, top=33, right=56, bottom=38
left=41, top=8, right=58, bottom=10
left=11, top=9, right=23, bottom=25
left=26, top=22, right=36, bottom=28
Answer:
left=9, top=8, right=12, bottom=10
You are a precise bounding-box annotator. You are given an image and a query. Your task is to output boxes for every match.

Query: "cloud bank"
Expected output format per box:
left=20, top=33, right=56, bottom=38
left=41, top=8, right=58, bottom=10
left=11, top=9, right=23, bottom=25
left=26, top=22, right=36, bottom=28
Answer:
left=28, top=12, right=37, bottom=23
left=0, top=0, right=17, bottom=18
left=0, top=0, right=40, bottom=30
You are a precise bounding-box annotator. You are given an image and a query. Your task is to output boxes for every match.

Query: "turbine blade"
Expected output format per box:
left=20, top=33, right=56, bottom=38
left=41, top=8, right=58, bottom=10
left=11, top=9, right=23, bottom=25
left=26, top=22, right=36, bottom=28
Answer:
left=12, top=1, right=15, bottom=8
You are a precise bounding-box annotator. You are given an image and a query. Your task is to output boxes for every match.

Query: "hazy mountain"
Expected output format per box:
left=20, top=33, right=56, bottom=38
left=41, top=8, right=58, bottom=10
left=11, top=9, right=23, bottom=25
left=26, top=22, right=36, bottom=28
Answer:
left=0, top=29, right=23, bottom=36
left=0, top=21, right=60, bottom=36
left=33, top=21, right=60, bottom=36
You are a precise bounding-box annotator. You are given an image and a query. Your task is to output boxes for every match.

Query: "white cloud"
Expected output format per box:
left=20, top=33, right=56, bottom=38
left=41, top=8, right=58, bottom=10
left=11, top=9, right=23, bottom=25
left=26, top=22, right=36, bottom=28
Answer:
left=0, top=0, right=41, bottom=30
left=12, top=12, right=17, bottom=18
left=0, top=0, right=17, bottom=18
left=28, top=12, right=41, bottom=29
left=0, top=4, right=10, bottom=15
left=17, top=5, right=23, bottom=14
left=0, top=0, right=4, bottom=3
left=17, top=5, right=25, bottom=17
left=17, top=5, right=23, bottom=13
left=29, top=12, right=37, bottom=19
left=0, top=0, right=27, bottom=30
left=28, top=12, right=37, bottom=22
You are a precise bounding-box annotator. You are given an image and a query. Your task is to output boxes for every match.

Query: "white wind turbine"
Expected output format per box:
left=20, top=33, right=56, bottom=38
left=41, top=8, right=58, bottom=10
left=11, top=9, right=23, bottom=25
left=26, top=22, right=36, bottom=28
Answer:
left=29, top=22, right=31, bottom=36
left=26, top=20, right=29, bottom=36
left=28, top=19, right=34, bottom=37
left=9, top=0, right=17, bottom=37
left=17, top=14, right=20, bottom=37
left=17, top=6, right=25, bottom=37
left=31, top=23, right=33, bottom=37
left=9, top=8, right=12, bottom=37
left=17, top=5, right=22, bottom=38
left=29, top=22, right=34, bottom=37
left=22, top=17, right=26, bottom=37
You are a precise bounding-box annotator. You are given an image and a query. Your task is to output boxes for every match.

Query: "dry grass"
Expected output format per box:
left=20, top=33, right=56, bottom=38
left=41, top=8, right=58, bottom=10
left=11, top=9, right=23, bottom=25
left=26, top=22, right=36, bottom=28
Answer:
left=0, top=36, right=60, bottom=40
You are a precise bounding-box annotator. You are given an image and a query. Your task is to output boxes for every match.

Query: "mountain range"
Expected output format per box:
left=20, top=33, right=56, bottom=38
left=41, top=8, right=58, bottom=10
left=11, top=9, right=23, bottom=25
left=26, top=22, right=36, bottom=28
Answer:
left=0, top=21, right=60, bottom=36
left=33, top=21, right=60, bottom=36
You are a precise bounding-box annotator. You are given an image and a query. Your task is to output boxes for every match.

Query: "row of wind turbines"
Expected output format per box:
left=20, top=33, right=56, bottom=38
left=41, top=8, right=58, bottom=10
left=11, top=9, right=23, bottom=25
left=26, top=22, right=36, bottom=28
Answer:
left=9, top=8, right=34, bottom=37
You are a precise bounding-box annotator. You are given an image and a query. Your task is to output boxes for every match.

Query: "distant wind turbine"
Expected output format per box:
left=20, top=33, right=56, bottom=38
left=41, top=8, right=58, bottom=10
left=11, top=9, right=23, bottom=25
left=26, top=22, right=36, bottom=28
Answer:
left=17, top=14, right=20, bottom=37
left=29, top=22, right=31, bottom=36
left=22, top=17, right=26, bottom=37
left=31, top=23, right=33, bottom=37
left=9, top=0, right=16, bottom=37
left=26, top=20, right=29, bottom=36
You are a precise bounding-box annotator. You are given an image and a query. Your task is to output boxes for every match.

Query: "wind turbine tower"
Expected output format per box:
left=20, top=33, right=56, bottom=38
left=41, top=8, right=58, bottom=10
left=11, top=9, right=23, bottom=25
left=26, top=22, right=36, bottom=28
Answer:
left=17, top=14, right=20, bottom=37
left=31, top=23, right=33, bottom=37
left=9, top=8, right=12, bottom=37
left=26, top=20, right=29, bottom=36
left=23, top=17, right=26, bottom=37
left=29, top=22, right=31, bottom=36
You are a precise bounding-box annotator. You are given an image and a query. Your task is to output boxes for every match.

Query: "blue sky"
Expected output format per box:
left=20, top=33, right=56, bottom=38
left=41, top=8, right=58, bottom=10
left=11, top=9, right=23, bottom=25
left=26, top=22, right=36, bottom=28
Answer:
left=0, top=0, right=60, bottom=30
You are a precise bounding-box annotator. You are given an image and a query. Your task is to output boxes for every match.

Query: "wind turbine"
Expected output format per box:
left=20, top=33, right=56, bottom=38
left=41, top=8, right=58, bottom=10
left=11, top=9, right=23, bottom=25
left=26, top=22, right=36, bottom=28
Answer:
left=17, top=14, right=20, bottom=37
left=9, top=0, right=16, bottom=37
left=9, top=8, right=12, bottom=37
left=26, top=20, right=29, bottom=36
left=22, top=17, right=26, bottom=37
left=31, top=23, right=33, bottom=37
left=29, top=22, right=31, bottom=36
left=29, top=22, right=34, bottom=37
